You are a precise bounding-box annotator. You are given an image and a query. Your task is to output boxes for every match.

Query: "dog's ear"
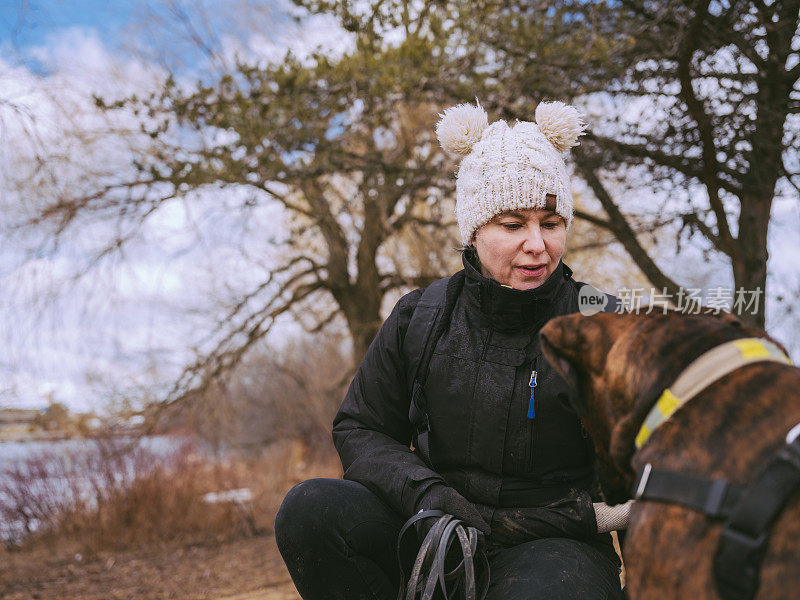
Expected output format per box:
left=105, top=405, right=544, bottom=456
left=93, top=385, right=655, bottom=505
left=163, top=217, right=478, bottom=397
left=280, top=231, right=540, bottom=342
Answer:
left=702, top=308, right=742, bottom=327
left=540, top=314, right=614, bottom=414
left=540, top=330, right=584, bottom=415
left=607, top=412, right=638, bottom=492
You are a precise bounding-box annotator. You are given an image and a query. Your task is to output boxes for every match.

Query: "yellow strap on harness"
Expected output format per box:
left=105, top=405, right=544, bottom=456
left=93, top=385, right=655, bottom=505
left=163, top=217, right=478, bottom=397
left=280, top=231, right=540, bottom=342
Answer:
left=635, top=338, right=792, bottom=449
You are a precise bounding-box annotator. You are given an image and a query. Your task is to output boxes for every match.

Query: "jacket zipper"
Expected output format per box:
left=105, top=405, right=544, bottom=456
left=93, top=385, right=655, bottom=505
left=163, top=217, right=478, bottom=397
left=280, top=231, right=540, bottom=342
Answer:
left=526, top=354, right=540, bottom=471
left=523, top=354, right=592, bottom=476
left=527, top=355, right=539, bottom=419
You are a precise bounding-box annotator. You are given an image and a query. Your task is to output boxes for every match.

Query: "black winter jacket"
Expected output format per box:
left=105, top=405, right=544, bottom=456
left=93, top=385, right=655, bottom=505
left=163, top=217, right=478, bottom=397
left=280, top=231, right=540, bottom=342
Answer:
left=333, top=251, right=598, bottom=523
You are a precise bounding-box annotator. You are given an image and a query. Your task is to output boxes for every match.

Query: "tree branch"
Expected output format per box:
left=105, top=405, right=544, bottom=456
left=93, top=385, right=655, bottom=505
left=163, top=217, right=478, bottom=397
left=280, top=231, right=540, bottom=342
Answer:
left=215, top=257, right=325, bottom=329
left=390, top=213, right=458, bottom=231
left=703, top=12, right=767, bottom=70
left=573, top=209, right=612, bottom=229
left=573, top=146, right=682, bottom=295
left=300, top=178, right=351, bottom=285
left=680, top=211, right=725, bottom=254
left=156, top=280, right=325, bottom=414
left=675, top=0, right=740, bottom=260
left=258, top=182, right=316, bottom=219
left=585, top=133, right=744, bottom=194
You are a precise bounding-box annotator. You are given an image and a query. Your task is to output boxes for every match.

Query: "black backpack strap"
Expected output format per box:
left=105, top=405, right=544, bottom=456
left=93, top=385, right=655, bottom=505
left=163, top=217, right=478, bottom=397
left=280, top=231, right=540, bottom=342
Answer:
left=404, top=271, right=466, bottom=466
left=405, top=277, right=450, bottom=386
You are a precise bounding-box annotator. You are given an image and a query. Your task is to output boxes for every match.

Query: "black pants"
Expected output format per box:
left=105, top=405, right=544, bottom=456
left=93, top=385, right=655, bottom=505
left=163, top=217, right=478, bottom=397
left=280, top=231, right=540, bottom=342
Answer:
left=275, top=478, right=624, bottom=600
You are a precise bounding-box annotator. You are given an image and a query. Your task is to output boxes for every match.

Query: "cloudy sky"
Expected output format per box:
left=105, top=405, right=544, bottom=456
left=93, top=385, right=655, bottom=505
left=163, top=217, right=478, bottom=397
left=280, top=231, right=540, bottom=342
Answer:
left=0, top=1, right=798, bottom=414
left=0, top=0, right=351, bottom=413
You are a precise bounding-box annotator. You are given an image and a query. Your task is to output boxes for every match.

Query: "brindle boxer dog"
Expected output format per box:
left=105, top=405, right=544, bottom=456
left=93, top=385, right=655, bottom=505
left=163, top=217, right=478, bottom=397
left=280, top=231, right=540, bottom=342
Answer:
left=539, top=310, right=800, bottom=599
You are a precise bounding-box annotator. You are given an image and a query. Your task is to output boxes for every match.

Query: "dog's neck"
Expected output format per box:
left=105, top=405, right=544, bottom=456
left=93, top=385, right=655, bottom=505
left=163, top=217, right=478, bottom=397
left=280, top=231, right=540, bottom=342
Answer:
left=633, top=338, right=791, bottom=449
left=600, top=316, right=765, bottom=500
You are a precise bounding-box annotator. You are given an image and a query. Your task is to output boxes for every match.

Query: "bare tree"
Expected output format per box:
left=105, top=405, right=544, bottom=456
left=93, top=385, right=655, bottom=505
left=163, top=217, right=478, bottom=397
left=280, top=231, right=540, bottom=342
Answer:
left=566, top=1, right=797, bottom=327
left=174, top=332, right=352, bottom=455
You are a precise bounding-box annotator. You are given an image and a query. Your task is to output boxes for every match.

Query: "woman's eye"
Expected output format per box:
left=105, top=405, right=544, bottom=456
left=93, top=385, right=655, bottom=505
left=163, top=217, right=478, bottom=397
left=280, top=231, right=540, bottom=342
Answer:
left=501, top=223, right=522, bottom=230
left=542, top=221, right=559, bottom=229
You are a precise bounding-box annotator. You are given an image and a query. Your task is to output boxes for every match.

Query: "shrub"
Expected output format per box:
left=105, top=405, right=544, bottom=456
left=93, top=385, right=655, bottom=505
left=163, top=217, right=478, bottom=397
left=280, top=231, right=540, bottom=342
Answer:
left=1, top=437, right=243, bottom=552
left=1, top=435, right=342, bottom=554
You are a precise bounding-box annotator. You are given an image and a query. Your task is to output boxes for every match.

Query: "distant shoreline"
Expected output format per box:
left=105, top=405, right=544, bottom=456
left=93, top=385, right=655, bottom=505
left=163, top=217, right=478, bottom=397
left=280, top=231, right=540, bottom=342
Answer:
left=0, top=431, right=73, bottom=443
left=0, top=430, right=145, bottom=443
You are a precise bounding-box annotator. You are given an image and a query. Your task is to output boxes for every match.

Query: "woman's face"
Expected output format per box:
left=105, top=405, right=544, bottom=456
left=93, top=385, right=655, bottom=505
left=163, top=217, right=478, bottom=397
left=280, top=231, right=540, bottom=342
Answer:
left=473, top=208, right=567, bottom=291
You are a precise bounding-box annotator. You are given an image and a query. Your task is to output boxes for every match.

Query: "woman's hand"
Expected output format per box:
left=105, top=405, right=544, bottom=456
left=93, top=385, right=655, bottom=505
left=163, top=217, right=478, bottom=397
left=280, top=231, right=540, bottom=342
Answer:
left=489, top=490, right=597, bottom=547
left=415, top=484, right=491, bottom=535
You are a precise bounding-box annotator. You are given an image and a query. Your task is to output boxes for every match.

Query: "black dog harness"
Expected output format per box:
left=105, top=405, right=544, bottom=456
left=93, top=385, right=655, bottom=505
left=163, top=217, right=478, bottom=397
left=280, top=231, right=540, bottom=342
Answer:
left=631, top=335, right=799, bottom=600
left=633, top=424, right=800, bottom=600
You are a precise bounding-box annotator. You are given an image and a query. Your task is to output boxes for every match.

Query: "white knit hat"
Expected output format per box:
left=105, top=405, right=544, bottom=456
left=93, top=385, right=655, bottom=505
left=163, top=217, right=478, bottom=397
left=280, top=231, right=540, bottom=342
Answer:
left=436, top=100, right=586, bottom=245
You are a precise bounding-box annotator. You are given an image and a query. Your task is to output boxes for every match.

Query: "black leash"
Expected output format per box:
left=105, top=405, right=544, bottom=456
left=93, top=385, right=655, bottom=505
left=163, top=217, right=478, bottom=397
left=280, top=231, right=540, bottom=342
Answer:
left=632, top=423, right=800, bottom=600
left=396, top=510, right=490, bottom=600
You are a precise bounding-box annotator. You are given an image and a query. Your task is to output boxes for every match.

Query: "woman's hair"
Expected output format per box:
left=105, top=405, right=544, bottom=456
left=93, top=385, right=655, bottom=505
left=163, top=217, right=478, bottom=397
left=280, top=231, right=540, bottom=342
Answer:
left=458, top=243, right=480, bottom=268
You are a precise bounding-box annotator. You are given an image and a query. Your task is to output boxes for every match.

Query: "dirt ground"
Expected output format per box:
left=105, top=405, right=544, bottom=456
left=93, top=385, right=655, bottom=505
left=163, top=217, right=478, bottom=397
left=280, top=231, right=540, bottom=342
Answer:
left=0, top=534, right=300, bottom=600
left=1, top=525, right=626, bottom=600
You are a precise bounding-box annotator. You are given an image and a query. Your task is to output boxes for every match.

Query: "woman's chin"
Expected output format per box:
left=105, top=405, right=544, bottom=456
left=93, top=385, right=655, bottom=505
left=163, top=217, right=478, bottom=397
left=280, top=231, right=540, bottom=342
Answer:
left=510, top=278, right=545, bottom=291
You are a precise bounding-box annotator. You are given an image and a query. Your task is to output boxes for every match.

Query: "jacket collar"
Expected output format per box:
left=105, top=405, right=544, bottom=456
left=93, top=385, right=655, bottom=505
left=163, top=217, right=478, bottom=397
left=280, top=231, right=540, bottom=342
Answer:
left=461, top=249, right=572, bottom=331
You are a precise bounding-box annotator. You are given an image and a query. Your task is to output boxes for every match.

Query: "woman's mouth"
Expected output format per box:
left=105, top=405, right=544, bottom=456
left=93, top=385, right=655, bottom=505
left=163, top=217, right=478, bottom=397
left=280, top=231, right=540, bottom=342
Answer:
left=517, top=264, right=546, bottom=277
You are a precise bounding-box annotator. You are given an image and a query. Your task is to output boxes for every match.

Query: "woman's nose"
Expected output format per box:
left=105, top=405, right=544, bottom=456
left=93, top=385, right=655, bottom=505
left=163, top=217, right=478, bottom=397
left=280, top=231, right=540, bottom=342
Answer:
left=522, top=226, right=546, bottom=254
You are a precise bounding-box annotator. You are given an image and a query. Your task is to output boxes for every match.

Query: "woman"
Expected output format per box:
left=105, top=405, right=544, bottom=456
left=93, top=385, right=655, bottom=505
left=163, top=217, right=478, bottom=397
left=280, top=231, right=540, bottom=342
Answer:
left=275, top=100, right=624, bottom=599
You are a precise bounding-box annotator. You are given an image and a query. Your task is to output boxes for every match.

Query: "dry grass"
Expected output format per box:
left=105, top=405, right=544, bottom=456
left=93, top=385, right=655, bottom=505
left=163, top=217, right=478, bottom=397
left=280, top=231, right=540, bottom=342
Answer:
left=224, top=438, right=342, bottom=534
left=1, top=331, right=348, bottom=597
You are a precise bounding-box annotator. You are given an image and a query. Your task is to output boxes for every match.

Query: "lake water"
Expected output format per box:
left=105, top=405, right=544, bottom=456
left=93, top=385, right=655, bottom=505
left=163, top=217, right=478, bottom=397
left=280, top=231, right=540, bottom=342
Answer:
left=1, top=436, right=179, bottom=461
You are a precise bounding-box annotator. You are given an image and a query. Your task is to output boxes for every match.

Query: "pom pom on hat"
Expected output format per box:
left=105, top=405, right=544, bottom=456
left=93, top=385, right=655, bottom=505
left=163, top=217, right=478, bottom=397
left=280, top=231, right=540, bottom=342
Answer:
left=436, top=102, right=489, bottom=156
left=534, top=101, right=586, bottom=152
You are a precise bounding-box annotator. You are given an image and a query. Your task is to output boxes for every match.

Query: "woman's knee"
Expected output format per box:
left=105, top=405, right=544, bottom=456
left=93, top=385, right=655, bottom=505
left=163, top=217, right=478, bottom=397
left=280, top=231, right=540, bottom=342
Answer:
left=487, top=537, right=622, bottom=600
left=274, top=478, right=339, bottom=545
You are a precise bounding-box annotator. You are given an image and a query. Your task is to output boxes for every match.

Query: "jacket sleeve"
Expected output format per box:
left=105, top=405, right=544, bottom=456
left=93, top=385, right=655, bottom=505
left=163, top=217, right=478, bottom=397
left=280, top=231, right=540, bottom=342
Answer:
left=332, top=289, right=446, bottom=518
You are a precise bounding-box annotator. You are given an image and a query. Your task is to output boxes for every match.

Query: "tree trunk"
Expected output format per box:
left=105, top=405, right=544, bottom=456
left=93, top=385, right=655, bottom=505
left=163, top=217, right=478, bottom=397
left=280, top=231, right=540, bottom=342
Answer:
left=733, top=195, right=772, bottom=329
left=733, top=38, right=792, bottom=329
left=334, top=284, right=384, bottom=365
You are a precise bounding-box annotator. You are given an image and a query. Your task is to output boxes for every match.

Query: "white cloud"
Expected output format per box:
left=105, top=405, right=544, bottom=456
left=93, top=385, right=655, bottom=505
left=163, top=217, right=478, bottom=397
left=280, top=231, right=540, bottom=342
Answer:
left=0, top=24, right=302, bottom=412
left=220, top=8, right=353, bottom=67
